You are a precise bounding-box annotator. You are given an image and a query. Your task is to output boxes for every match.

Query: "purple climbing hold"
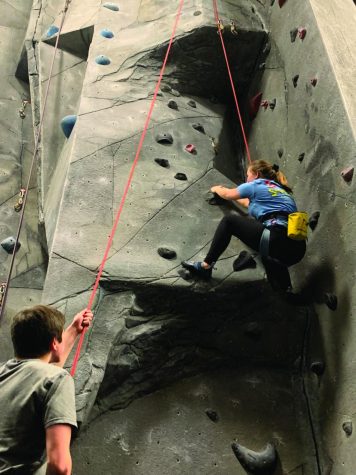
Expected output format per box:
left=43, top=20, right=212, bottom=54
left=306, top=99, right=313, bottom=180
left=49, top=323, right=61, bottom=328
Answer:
left=185, top=144, right=196, bottom=154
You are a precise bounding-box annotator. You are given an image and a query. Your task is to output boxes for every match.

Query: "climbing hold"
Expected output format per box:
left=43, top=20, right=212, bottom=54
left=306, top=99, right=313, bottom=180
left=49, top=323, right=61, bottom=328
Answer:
left=260, top=100, right=269, bottom=110
left=174, top=173, right=187, bottom=181
left=269, top=98, right=276, bottom=110
left=60, top=115, right=77, bottom=138
left=298, top=152, right=305, bottom=162
left=157, top=248, right=177, bottom=260
left=192, top=123, right=205, bottom=134
left=298, top=27, right=307, bottom=40
left=310, top=77, right=318, bottom=87
left=290, top=28, right=298, bottom=43
left=95, top=55, right=111, bottom=65
left=193, top=10, right=202, bottom=16
left=100, top=29, right=114, bottom=39
left=205, top=410, right=219, bottom=423
left=45, top=25, right=59, bottom=38
left=168, top=100, right=178, bottom=110
left=277, top=148, right=283, bottom=158
left=1, top=237, right=21, bottom=254
left=187, top=99, right=196, bottom=108
left=14, top=188, right=26, bottom=212
left=244, top=322, right=263, bottom=340
left=278, top=0, right=287, bottom=7
left=170, top=88, right=180, bottom=97
left=292, top=74, right=299, bottom=88
left=270, top=0, right=275, bottom=5
left=324, top=293, right=338, bottom=311
left=103, top=2, right=120, bottom=11
left=205, top=191, right=225, bottom=206
left=343, top=422, right=353, bottom=437
left=130, top=299, right=146, bottom=316
left=249, top=92, right=263, bottom=119
left=258, top=62, right=265, bottom=70
left=161, top=84, right=172, bottom=93
left=310, top=361, right=325, bottom=376
left=178, top=268, right=192, bottom=280
left=341, top=166, right=354, bottom=183
left=211, top=138, right=219, bottom=155
left=231, top=442, right=277, bottom=475
left=185, top=144, right=196, bottom=154
left=308, top=211, right=320, bottom=231
left=156, top=132, right=173, bottom=145
left=154, top=158, right=170, bottom=168
left=233, top=251, right=256, bottom=271
left=262, top=42, right=271, bottom=55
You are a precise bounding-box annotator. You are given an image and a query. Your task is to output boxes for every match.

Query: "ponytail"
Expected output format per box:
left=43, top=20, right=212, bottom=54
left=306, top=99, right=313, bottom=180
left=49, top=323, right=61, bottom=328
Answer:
left=249, top=160, right=293, bottom=193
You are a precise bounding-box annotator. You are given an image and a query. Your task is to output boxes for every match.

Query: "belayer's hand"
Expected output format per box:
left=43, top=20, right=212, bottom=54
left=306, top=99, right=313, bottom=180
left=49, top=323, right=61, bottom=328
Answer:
left=72, top=308, right=93, bottom=334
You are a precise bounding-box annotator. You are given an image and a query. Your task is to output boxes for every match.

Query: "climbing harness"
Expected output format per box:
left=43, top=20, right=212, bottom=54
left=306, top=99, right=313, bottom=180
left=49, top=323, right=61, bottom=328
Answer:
left=0, top=0, right=72, bottom=323
left=212, top=0, right=252, bottom=164
left=70, top=0, right=185, bottom=376
left=14, top=189, right=26, bottom=213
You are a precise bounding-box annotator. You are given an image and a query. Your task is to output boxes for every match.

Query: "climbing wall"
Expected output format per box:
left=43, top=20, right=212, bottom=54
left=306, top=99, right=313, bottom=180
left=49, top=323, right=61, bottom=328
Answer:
left=0, top=0, right=355, bottom=474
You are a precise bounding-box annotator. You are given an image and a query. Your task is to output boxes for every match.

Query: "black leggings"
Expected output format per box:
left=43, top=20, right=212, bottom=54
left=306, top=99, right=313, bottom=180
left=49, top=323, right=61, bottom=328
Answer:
left=204, top=214, right=306, bottom=290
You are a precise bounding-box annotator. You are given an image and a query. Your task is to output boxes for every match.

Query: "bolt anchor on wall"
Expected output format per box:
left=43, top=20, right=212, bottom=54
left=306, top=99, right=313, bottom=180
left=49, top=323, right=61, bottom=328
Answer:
left=14, top=188, right=26, bottom=212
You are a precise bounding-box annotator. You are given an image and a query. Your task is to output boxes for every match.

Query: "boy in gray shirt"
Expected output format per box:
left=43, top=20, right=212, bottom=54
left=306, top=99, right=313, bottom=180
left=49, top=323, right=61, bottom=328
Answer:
left=0, top=305, right=93, bottom=474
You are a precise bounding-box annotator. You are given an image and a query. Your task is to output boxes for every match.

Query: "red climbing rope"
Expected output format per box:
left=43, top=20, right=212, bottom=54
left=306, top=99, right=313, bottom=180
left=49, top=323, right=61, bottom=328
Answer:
left=0, top=0, right=72, bottom=323
left=70, top=0, right=185, bottom=376
left=212, top=0, right=252, bottom=164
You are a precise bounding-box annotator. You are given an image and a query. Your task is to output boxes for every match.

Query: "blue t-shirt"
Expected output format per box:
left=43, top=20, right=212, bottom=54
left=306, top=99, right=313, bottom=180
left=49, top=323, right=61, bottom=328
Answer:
left=237, top=179, right=297, bottom=226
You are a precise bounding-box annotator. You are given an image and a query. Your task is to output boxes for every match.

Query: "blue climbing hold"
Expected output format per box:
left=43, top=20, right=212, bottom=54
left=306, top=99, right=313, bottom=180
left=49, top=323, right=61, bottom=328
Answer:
left=103, top=2, right=119, bottom=11
left=60, top=115, right=77, bottom=138
left=95, top=55, right=111, bottom=65
left=100, top=29, right=114, bottom=39
left=46, top=25, right=59, bottom=37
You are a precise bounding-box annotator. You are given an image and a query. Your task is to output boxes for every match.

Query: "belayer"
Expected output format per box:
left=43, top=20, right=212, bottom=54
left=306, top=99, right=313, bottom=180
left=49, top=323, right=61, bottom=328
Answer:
left=182, top=160, right=306, bottom=291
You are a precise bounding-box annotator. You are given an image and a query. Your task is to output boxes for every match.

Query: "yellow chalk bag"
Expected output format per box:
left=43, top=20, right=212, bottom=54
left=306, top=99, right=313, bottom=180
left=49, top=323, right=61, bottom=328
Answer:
left=287, top=212, right=309, bottom=240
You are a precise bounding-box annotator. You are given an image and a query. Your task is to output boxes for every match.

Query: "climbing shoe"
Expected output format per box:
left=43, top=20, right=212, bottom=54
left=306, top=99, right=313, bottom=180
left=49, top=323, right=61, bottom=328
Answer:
left=181, top=261, right=212, bottom=280
left=233, top=250, right=256, bottom=271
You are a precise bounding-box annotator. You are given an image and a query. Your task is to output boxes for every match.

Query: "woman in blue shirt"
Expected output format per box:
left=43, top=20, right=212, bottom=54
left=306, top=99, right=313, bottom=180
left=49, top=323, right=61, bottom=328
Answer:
left=182, top=160, right=306, bottom=291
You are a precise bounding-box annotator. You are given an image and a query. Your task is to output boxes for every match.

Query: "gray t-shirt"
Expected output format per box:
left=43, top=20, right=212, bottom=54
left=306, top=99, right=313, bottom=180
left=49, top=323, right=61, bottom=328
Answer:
left=0, top=359, right=77, bottom=474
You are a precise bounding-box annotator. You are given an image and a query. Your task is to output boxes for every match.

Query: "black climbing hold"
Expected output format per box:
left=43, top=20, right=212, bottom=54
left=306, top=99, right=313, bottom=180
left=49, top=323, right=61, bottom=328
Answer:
left=157, top=248, right=177, bottom=260
left=205, top=191, right=225, bottom=206
left=269, top=98, right=276, bottom=110
left=192, top=123, right=205, bottom=134
left=156, top=132, right=173, bottom=145
left=308, top=211, right=320, bottom=230
left=244, top=322, right=263, bottom=340
left=103, top=3, right=119, bottom=11
left=155, top=158, right=170, bottom=168
left=324, top=293, right=338, bottom=311
left=168, top=100, right=178, bottom=110
left=277, top=148, right=283, bottom=158
left=1, top=237, right=21, bottom=254
left=185, top=144, right=196, bottom=154
left=231, top=442, right=277, bottom=475
left=310, top=361, right=325, bottom=376
left=205, top=409, right=219, bottom=423
left=290, top=28, right=298, bottom=43
left=298, top=152, right=305, bottom=162
left=170, top=89, right=180, bottom=97
left=270, top=0, right=275, bottom=5
left=187, top=99, right=196, bottom=108
left=258, top=63, right=266, bottom=70
left=292, top=74, right=299, bottom=88
left=174, top=173, right=187, bottom=181
left=341, top=166, right=354, bottom=182
left=193, top=10, right=202, bottom=16
left=343, top=422, right=353, bottom=437
left=233, top=251, right=256, bottom=271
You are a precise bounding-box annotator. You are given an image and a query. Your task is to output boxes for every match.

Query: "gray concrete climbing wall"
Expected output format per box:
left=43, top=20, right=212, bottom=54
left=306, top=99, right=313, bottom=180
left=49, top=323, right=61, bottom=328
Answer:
left=0, top=0, right=355, bottom=474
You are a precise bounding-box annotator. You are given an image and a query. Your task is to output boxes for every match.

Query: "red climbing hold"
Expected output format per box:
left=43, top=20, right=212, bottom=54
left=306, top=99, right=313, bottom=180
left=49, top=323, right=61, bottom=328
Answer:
left=278, top=0, right=287, bottom=7
left=260, top=100, right=269, bottom=110
left=249, top=92, right=263, bottom=119
left=185, top=144, right=196, bottom=154
left=341, top=166, right=354, bottom=182
left=298, top=27, right=307, bottom=40
left=310, top=78, right=318, bottom=87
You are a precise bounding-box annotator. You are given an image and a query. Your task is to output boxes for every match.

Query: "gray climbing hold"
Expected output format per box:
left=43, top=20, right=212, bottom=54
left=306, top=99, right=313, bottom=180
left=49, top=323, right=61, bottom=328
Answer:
left=1, top=237, right=21, bottom=254
left=100, top=29, right=114, bottom=39
left=187, top=99, right=196, bottom=108
left=156, top=132, right=173, bottom=145
left=194, top=10, right=202, bottom=16
left=308, top=211, right=320, bottom=230
left=157, top=248, right=177, bottom=260
left=174, top=173, right=187, bottom=181
left=192, top=123, right=205, bottom=134
left=292, top=74, right=299, bottom=88
left=277, top=148, right=283, bottom=158
left=269, top=98, right=276, bottom=110
left=298, top=152, right=305, bottom=162
left=205, top=409, right=219, bottom=422
left=95, top=55, right=111, bottom=65
left=103, top=2, right=120, bottom=11
left=290, top=28, right=298, bottom=42
left=168, top=100, right=178, bottom=110
left=170, top=89, right=180, bottom=97
left=155, top=158, right=170, bottom=168
left=324, top=293, right=337, bottom=311
left=310, top=361, right=325, bottom=376
left=231, top=442, right=277, bottom=475
left=343, top=422, right=352, bottom=437
left=60, top=115, right=77, bottom=138
left=46, top=25, right=59, bottom=38
left=130, top=300, right=146, bottom=316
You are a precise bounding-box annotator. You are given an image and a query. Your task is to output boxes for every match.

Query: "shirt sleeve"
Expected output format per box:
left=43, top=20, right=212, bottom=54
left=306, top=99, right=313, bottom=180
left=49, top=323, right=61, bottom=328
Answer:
left=237, top=182, right=255, bottom=199
left=43, top=372, right=77, bottom=429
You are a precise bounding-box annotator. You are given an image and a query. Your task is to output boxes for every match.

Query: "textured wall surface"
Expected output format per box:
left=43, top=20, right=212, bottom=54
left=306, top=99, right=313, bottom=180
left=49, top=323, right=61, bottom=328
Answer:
left=0, top=0, right=355, bottom=474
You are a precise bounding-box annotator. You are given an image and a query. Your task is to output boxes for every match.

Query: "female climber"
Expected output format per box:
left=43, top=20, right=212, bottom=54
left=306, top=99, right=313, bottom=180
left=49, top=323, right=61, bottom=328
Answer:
left=182, top=160, right=306, bottom=291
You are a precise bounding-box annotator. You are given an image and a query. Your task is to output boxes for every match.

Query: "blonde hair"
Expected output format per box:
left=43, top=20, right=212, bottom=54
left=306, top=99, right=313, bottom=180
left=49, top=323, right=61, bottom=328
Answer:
left=248, top=160, right=292, bottom=193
